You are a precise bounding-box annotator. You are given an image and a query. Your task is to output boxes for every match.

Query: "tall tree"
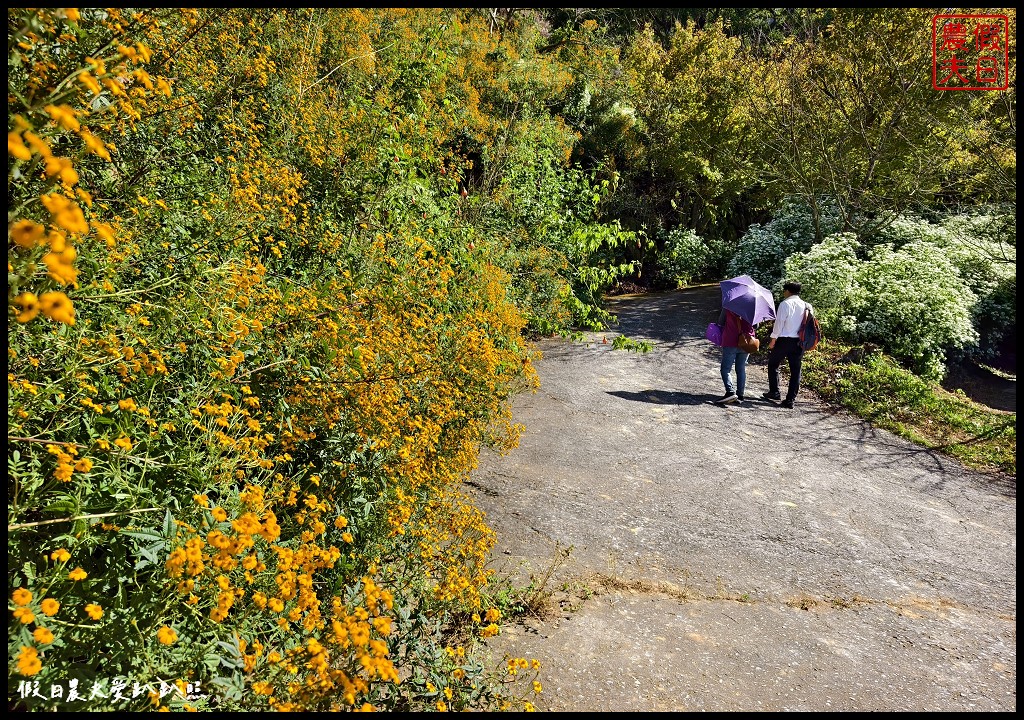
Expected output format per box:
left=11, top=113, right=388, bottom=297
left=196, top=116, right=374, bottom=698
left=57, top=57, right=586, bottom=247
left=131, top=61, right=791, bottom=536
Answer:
left=749, top=8, right=1016, bottom=241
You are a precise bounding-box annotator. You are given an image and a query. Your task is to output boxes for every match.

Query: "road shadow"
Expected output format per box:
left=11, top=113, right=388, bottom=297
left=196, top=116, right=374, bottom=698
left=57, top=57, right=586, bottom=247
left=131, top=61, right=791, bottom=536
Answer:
left=606, top=389, right=771, bottom=407
left=605, top=285, right=724, bottom=346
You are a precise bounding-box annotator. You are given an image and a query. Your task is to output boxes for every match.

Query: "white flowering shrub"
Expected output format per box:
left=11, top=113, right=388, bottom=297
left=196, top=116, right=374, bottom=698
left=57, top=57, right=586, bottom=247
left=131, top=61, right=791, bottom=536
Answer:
left=850, top=242, right=978, bottom=380
left=782, top=232, right=862, bottom=328
left=871, top=209, right=1015, bottom=363
left=727, top=196, right=842, bottom=288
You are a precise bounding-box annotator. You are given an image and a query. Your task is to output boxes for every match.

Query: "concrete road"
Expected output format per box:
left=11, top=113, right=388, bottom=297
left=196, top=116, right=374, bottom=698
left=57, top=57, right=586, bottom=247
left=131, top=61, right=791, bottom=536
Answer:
left=471, top=285, right=1016, bottom=712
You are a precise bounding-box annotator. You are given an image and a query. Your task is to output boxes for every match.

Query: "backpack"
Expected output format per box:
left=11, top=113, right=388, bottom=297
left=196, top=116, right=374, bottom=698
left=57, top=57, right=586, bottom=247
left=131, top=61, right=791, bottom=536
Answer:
left=798, top=307, right=822, bottom=351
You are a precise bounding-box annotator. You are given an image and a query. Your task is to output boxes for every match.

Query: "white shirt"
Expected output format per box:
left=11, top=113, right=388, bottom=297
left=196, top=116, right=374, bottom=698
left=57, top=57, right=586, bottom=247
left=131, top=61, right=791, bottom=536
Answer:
left=771, top=295, right=811, bottom=338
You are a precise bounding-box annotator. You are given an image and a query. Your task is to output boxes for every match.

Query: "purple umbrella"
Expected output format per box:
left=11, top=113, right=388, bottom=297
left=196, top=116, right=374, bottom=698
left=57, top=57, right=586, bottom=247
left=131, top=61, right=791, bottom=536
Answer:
left=720, top=275, right=776, bottom=325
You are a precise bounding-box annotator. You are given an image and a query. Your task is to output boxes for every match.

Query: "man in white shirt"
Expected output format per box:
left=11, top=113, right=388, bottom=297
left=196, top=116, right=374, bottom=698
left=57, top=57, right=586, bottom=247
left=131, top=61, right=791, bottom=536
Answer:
left=762, top=281, right=810, bottom=409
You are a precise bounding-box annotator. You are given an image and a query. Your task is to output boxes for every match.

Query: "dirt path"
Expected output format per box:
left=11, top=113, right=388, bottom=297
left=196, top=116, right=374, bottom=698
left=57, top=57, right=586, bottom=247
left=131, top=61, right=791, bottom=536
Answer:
left=471, top=285, right=1016, bottom=712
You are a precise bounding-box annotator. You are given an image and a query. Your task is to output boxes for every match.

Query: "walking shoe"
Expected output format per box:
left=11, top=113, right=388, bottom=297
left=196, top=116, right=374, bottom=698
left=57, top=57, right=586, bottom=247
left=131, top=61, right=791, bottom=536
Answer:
left=717, top=392, right=739, bottom=405
left=780, top=399, right=794, bottom=409
left=737, top=394, right=745, bottom=402
left=761, top=391, right=781, bottom=401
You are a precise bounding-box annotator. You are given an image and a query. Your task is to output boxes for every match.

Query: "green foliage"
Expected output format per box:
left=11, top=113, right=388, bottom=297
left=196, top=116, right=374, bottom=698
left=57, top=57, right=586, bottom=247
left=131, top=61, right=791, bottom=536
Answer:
left=750, top=8, right=1016, bottom=235
left=611, top=19, right=759, bottom=240
left=804, top=342, right=1015, bottom=477
left=611, top=335, right=653, bottom=353
left=654, top=226, right=728, bottom=289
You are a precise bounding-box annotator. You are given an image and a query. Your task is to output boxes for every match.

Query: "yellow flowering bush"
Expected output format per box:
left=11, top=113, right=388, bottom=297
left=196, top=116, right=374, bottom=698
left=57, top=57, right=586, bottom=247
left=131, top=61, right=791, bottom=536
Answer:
left=9, top=8, right=571, bottom=712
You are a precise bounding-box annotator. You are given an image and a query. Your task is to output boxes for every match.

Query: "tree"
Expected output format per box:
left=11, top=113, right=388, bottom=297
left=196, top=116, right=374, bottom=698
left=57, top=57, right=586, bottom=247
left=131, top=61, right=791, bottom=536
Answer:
left=750, top=8, right=1016, bottom=241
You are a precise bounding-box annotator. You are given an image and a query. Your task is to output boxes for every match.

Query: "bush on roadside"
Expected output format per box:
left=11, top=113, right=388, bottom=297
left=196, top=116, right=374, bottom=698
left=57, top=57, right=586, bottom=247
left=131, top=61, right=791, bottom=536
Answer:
left=7, top=8, right=556, bottom=711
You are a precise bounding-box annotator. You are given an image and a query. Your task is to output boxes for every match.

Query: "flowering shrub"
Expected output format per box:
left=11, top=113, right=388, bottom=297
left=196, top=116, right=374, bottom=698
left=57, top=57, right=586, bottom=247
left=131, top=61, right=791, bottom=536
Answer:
left=8, top=8, right=564, bottom=712
left=786, top=230, right=979, bottom=380
left=726, top=196, right=842, bottom=288
left=872, top=210, right=1016, bottom=364
left=782, top=232, right=861, bottom=330
left=847, top=242, right=978, bottom=380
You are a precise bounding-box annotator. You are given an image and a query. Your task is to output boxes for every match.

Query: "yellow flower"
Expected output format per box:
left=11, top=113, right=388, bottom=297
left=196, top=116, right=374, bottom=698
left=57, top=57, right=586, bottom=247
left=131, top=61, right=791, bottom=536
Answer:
left=193, top=494, right=209, bottom=507
left=79, top=129, right=111, bottom=160
left=13, top=607, right=35, bottom=624
left=84, top=603, right=103, bottom=620
left=13, top=293, right=40, bottom=323
left=54, top=463, right=74, bottom=482
left=47, top=230, right=67, bottom=251
left=8, top=131, right=32, bottom=160
left=436, top=700, right=447, bottom=712
left=211, top=507, right=227, bottom=522
left=68, top=567, right=88, bottom=581
left=533, top=681, right=542, bottom=693
left=17, top=646, right=41, bottom=676
left=341, top=532, right=354, bottom=544
left=44, top=155, right=79, bottom=186
left=39, top=291, right=75, bottom=325
left=41, top=598, right=60, bottom=616
left=485, top=607, right=502, bottom=623
left=50, top=548, right=71, bottom=563
left=113, top=436, right=132, bottom=452
left=40, top=194, right=88, bottom=234
left=74, top=458, right=93, bottom=473
left=45, top=104, right=81, bottom=132
left=42, top=251, right=80, bottom=285
left=157, top=626, right=178, bottom=645
left=79, top=71, right=102, bottom=95
left=11, top=219, right=45, bottom=248
left=33, top=627, right=55, bottom=644
left=23, top=132, right=52, bottom=158
left=333, top=515, right=348, bottom=529
left=12, top=588, right=32, bottom=606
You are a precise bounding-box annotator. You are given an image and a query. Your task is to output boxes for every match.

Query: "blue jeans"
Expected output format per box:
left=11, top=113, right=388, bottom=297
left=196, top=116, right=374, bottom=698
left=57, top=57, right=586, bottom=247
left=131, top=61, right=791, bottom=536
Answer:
left=721, top=346, right=749, bottom=396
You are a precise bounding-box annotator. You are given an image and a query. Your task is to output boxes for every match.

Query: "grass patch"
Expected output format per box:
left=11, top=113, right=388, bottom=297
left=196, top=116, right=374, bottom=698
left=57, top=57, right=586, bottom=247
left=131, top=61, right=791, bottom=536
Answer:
left=802, top=340, right=1016, bottom=478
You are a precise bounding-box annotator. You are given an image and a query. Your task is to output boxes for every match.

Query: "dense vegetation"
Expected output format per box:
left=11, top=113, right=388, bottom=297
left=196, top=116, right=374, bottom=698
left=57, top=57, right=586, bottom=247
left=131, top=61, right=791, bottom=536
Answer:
left=7, top=7, right=1015, bottom=711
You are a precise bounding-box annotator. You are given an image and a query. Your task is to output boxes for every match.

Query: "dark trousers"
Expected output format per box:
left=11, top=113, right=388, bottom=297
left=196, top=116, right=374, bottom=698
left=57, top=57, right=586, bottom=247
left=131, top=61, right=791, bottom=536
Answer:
left=767, top=336, right=804, bottom=402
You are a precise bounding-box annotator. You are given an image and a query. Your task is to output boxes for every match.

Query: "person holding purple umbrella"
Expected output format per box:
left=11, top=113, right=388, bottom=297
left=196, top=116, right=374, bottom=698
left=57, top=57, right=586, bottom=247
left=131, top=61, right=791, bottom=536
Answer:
left=715, top=306, right=757, bottom=405
left=715, top=275, right=775, bottom=406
